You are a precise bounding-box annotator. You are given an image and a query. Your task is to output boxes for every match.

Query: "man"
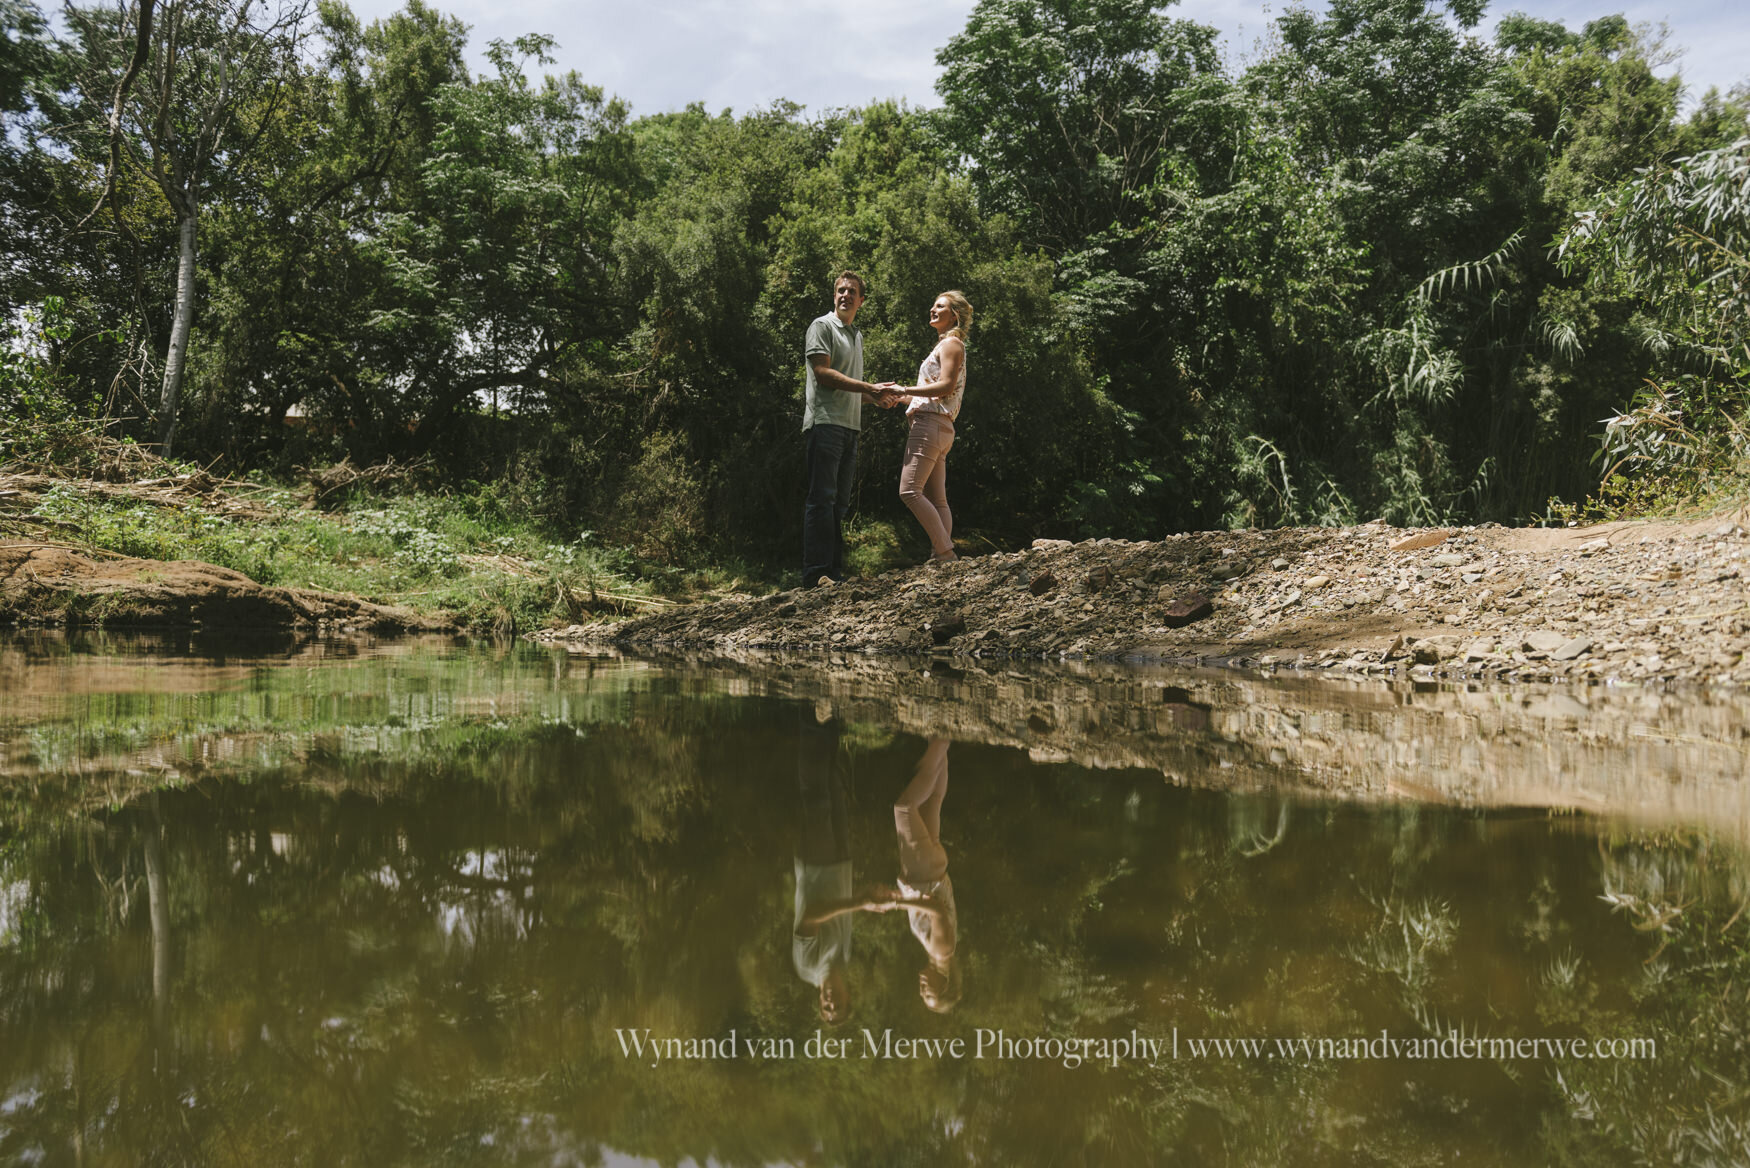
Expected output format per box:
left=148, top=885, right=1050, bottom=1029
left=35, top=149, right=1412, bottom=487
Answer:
left=801, top=271, right=888, bottom=589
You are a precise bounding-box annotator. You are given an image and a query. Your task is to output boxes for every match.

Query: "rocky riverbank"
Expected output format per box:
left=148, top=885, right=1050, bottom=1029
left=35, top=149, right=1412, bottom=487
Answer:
left=540, top=517, right=1750, bottom=686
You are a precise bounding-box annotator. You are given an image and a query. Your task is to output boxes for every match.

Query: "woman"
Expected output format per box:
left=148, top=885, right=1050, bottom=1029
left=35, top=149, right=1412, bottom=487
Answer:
left=884, top=291, right=971, bottom=563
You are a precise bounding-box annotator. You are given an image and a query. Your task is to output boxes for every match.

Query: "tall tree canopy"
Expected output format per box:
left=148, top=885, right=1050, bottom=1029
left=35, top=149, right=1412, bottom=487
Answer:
left=2, top=0, right=1745, bottom=564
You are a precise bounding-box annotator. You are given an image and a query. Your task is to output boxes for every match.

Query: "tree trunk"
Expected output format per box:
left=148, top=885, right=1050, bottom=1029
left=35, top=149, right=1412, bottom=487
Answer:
left=158, top=205, right=198, bottom=455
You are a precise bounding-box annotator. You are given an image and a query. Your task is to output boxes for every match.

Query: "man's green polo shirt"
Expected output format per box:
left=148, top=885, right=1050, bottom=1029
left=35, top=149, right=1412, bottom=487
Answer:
left=802, top=311, right=864, bottom=432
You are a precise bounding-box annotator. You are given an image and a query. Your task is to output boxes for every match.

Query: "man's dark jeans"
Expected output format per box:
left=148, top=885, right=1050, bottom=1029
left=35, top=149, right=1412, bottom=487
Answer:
left=802, top=423, right=858, bottom=588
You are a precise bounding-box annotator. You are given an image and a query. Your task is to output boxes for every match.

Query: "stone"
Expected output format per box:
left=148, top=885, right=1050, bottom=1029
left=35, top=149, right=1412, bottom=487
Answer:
left=1030, top=571, right=1058, bottom=596
left=1212, top=562, right=1246, bottom=581
left=1578, top=538, right=1610, bottom=555
left=1031, top=538, right=1071, bottom=550
left=1086, top=565, right=1115, bottom=591
left=1271, top=558, right=1289, bottom=570
left=1161, top=593, right=1213, bottom=628
left=1432, top=553, right=1467, bottom=567
left=1389, top=530, right=1450, bottom=552
left=1464, top=639, right=1495, bottom=661
left=775, top=601, right=798, bottom=617
left=1552, top=637, right=1592, bottom=661
left=1522, top=630, right=1568, bottom=653
left=1305, top=575, right=1330, bottom=589
left=1462, top=573, right=1484, bottom=584
left=928, top=614, right=966, bottom=644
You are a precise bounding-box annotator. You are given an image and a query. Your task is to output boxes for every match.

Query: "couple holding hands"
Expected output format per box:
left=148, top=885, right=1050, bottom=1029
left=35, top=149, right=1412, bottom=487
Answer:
left=794, top=724, right=959, bottom=1024
left=801, top=271, right=971, bottom=589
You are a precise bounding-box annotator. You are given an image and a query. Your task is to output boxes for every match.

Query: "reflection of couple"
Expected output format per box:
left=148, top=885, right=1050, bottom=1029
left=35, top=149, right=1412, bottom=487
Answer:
left=791, top=721, right=960, bottom=1022
left=800, top=272, right=972, bottom=588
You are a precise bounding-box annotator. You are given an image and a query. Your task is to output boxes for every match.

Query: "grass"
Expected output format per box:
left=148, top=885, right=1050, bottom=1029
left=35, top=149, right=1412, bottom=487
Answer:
left=20, top=479, right=712, bottom=632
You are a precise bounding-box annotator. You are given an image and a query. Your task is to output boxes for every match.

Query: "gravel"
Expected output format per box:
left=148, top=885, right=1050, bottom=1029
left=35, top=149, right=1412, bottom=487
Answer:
left=536, top=519, right=1750, bottom=687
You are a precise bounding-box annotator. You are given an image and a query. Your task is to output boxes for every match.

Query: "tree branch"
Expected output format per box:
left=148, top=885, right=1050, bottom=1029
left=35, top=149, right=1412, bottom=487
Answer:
left=73, top=0, right=157, bottom=233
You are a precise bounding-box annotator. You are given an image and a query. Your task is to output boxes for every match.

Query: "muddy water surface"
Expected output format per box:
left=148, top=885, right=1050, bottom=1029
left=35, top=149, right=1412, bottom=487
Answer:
left=1, top=632, right=1747, bottom=1166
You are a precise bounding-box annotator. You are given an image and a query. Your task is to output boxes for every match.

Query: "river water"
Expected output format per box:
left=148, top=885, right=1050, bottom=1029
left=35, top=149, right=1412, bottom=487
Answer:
left=1, top=632, right=1747, bottom=1166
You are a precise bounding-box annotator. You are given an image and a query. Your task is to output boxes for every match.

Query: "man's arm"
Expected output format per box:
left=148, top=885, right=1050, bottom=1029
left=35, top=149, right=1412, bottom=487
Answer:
left=809, top=353, right=882, bottom=400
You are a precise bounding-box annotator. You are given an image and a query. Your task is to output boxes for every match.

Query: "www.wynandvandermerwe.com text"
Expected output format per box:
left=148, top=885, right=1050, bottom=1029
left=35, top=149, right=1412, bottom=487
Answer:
left=613, top=1028, right=1656, bottom=1069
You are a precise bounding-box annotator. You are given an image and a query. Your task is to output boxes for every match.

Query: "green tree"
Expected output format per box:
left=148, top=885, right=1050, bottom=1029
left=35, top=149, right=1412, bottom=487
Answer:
left=934, top=0, right=1220, bottom=255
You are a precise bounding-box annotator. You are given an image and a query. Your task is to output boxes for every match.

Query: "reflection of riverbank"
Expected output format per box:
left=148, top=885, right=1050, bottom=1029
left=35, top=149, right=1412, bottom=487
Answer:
left=606, top=647, right=1750, bottom=841
left=6, top=632, right=1750, bottom=841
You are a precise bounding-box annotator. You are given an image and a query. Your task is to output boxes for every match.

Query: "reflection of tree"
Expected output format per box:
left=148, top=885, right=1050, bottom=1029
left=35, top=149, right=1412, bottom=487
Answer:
left=1228, top=793, right=1291, bottom=857
left=1535, top=836, right=1750, bottom=1165
left=142, top=794, right=170, bottom=1038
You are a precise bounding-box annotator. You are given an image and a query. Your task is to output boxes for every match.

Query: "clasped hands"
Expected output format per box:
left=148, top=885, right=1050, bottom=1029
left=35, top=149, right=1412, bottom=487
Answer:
left=868, top=381, right=907, bottom=409
left=857, top=883, right=908, bottom=912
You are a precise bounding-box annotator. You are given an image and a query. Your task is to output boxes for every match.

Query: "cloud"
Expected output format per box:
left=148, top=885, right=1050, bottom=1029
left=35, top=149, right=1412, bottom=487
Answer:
left=340, top=0, right=1746, bottom=117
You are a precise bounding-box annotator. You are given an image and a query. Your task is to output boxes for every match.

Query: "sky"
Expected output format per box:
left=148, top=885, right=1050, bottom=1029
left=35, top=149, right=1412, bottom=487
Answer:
left=339, top=0, right=1747, bottom=120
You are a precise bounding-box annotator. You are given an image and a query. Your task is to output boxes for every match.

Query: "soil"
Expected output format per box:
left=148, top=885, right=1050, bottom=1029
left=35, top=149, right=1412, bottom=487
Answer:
left=540, top=516, right=1750, bottom=686
left=0, top=541, right=445, bottom=632
left=8, top=485, right=1750, bottom=686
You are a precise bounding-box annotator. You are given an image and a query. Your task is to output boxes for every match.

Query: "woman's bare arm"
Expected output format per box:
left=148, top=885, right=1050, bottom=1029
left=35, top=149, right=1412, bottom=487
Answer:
left=897, top=337, right=964, bottom=399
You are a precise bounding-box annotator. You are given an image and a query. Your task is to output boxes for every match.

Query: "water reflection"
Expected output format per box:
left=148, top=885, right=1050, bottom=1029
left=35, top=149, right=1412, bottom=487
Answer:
left=1, top=634, right=1749, bottom=1163
left=890, top=738, right=960, bottom=1014
left=793, top=705, right=855, bottom=1022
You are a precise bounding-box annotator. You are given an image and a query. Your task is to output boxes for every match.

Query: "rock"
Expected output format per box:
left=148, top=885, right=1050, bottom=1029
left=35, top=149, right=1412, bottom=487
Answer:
left=1161, top=593, right=1213, bottom=628
left=1031, top=538, right=1071, bottom=550
left=928, top=614, right=966, bottom=644
left=534, top=512, right=1748, bottom=682
left=1579, top=538, right=1610, bottom=555
left=1389, top=530, right=1450, bottom=552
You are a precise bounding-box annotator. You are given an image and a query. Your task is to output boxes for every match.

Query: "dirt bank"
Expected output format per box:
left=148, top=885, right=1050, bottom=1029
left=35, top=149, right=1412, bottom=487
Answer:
left=0, top=541, right=446, bottom=631
left=542, top=517, right=1750, bottom=686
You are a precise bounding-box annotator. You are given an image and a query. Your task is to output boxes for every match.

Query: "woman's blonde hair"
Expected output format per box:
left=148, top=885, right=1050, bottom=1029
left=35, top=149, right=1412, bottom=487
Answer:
left=938, top=290, right=972, bottom=345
